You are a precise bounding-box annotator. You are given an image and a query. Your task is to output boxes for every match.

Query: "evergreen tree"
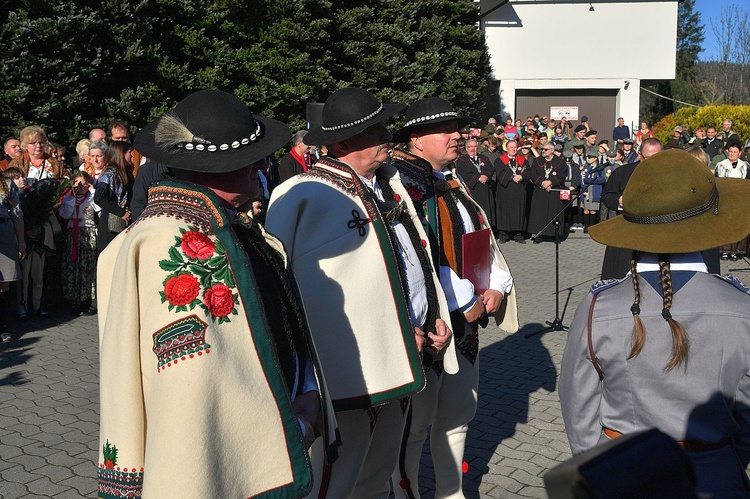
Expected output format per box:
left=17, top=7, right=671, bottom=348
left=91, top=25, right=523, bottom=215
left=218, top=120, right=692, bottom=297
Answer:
left=329, top=0, right=491, bottom=122
left=0, top=1, right=163, bottom=147
left=1, top=0, right=491, bottom=148
left=640, top=0, right=703, bottom=125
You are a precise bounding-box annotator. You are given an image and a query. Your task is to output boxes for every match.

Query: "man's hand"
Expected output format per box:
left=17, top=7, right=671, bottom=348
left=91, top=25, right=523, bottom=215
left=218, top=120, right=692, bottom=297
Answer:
left=541, top=180, right=552, bottom=190
left=414, top=326, right=426, bottom=353
left=512, top=174, right=522, bottom=183
left=479, top=174, right=489, bottom=184
left=292, top=390, right=320, bottom=448
left=424, top=318, right=451, bottom=357
left=463, top=296, right=486, bottom=323
left=482, top=289, right=504, bottom=315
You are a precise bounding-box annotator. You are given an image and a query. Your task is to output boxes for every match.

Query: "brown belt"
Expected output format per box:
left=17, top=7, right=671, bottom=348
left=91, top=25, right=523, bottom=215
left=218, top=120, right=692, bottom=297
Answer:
left=602, top=427, right=730, bottom=452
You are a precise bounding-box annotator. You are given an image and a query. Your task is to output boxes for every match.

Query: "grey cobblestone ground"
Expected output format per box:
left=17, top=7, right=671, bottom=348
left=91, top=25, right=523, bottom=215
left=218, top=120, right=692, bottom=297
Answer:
left=0, top=233, right=745, bottom=498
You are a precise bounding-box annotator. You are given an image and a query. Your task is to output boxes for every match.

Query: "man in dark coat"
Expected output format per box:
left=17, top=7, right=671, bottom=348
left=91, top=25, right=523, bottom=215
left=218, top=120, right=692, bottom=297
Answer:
left=277, top=130, right=311, bottom=183
left=494, top=139, right=530, bottom=243
left=527, top=143, right=570, bottom=241
left=455, top=138, right=495, bottom=229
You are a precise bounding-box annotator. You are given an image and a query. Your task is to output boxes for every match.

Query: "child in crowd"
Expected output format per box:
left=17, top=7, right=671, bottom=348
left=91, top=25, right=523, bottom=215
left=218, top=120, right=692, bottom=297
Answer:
left=58, top=171, right=99, bottom=316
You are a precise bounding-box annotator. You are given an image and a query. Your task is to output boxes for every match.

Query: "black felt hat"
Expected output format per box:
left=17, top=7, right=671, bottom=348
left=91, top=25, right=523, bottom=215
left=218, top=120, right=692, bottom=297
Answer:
left=585, top=129, right=598, bottom=137
left=303, top=87, right=404, bottom=146
left=392, top=98, right=475, bottom=143
left=134, top=90, right=291, bottom=173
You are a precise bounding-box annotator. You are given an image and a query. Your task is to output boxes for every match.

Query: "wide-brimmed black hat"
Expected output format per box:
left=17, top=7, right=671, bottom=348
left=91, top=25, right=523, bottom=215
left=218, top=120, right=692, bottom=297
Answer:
left=303, top=87, right=404, bottom=146
left=392, top=98, right=475, bottom=143
left=134, top=90, right=291, bottom=173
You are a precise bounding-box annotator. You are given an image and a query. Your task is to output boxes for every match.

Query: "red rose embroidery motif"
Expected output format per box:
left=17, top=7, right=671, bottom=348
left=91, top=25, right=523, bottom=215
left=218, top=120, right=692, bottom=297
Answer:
left=405, top=184, right=424, bottom=201
left=181, top=231, right=216, bottom=260
left=164, top=274, right=200, bottom=306
left=204, top=284, right=234, bottom=317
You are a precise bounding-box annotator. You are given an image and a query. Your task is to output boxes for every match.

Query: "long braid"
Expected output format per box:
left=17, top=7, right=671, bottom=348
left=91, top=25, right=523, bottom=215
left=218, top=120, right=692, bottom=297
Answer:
left=0, top=178, right=9, bottom=201
left=628, top=251, right=646, bottom=359
left=658, top=256, right=689, bottom=371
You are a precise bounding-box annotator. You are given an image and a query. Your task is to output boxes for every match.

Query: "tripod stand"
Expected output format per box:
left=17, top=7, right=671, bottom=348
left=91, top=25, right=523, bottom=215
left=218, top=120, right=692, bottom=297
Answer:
left=526, top=196, right=574, bottom=338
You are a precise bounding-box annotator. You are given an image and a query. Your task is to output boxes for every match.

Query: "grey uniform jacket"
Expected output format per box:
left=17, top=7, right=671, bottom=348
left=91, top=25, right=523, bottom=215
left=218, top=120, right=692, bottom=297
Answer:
left=560, top=270, right=750, bottom=494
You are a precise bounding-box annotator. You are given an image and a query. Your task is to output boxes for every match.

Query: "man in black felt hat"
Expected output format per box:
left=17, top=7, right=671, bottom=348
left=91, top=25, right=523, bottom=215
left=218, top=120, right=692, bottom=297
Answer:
left=97, top=89, right=338, bottom=498
left=388, top=97, right=518, bottom=498
left=266, top=87, right=455, bottom=498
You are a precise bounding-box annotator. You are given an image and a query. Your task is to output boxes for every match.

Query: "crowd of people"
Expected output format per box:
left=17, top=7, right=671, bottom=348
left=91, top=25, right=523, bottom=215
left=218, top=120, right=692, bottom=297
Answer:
left=439, top=114, right=750, bottom=253
left=0, top=121, right=140, bottom=342
left=1, top=91, right=749, bottom=498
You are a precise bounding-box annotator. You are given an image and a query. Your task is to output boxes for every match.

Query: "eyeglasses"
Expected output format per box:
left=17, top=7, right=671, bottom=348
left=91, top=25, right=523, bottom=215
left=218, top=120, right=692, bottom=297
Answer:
left=29, top=140, right=47, bottom=147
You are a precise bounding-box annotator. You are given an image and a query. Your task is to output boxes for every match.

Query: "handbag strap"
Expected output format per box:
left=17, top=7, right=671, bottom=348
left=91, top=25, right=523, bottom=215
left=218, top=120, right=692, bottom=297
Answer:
left=587, top=293, right=604, bottom=381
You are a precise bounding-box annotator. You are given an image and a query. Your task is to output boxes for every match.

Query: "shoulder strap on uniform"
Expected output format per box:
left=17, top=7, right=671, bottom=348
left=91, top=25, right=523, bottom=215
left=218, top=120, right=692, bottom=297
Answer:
left=587, top=294, right=604, bottom=381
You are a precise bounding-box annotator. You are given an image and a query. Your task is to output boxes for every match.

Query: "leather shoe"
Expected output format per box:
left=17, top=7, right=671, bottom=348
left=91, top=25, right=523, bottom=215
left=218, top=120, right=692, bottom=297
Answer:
left=514, top=238, right=526, bottom=244
left=82, top=307, right=97, bottom=316
left=36, top=308, right=49, bottom=318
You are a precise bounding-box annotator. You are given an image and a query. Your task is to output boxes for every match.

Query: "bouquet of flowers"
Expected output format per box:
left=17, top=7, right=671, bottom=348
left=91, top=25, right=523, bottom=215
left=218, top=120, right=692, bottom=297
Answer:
left=21, top=178, right=71, bottom=229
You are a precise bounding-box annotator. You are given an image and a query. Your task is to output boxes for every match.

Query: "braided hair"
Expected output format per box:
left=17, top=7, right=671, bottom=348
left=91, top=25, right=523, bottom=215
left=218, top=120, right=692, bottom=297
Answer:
left=628, top=252, right=689, bottom=371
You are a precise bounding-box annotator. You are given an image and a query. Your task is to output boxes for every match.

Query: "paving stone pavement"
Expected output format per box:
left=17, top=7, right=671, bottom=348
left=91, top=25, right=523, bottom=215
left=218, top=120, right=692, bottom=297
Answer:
left=0, top=233, right=746, bottom=498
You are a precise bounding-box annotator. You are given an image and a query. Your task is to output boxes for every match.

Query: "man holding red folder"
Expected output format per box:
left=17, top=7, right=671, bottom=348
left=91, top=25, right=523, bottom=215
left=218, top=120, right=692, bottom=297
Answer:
left=391, top=98, right=519, bottom=498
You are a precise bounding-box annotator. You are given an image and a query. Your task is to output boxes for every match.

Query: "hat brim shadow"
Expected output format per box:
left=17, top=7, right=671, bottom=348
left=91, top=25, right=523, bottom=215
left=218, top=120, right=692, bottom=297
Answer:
left=392, top=116, right=474, bottom=143
left=303, top=103, right=405, bottom=146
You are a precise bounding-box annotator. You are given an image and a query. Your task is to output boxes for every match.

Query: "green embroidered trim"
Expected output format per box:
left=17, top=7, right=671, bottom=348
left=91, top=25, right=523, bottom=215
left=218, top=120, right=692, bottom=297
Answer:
left=213, top=220, right=312, bottom=498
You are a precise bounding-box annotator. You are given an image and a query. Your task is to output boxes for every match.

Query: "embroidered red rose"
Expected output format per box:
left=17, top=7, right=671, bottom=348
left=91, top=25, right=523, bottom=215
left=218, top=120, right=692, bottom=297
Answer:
left=164, top=274, right=200, bottom=306
left=181, top=231, right=216, bottom=260
left=404, top=184, right=424, bottom=201
left=105, top=460, right=114, bottom=470
left=204, top=284, right=234, bottom=317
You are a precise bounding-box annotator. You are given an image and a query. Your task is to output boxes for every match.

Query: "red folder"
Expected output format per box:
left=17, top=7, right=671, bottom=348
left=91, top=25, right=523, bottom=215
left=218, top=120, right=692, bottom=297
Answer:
left=461, top=228, right=491, bottom=293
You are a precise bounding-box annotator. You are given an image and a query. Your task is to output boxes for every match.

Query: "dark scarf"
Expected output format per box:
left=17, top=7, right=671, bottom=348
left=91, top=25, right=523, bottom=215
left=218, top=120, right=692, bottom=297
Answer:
left=376, top=171, right=440, bottom=350
left=231, top=219, right=311, bottom=396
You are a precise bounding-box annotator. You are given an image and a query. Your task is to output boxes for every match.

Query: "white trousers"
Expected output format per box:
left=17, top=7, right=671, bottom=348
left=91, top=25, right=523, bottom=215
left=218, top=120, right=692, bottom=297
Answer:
left=308, top=401, right=408, bottom=499
left=393, top=324, right=479, bottom=499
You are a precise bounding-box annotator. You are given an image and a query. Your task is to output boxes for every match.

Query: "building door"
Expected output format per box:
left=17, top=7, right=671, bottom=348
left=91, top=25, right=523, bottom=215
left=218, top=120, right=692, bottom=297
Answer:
left=515, top=89, right=617, bottom=142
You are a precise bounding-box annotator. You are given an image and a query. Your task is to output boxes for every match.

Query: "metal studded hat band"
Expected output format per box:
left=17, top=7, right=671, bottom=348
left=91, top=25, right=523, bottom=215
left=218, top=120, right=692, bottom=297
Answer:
left=622, top=185, right=719, bottom=224
left=403, top=111, right=459, bottom=128
left=321, top=104, right=384, bottom=132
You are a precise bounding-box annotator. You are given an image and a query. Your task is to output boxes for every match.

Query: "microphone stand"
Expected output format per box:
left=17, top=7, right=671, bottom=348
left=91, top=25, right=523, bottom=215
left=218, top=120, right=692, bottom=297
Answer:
left=526, top=195, right=575, bottom=338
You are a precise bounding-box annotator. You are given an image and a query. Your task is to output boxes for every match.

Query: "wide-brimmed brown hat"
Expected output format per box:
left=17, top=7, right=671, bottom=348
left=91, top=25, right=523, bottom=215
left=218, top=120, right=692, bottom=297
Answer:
left=134, top=90, right=290, bottom=173
left=589, top=149, right=750, bottom=253
left=303, top=87, right=404, bottom=146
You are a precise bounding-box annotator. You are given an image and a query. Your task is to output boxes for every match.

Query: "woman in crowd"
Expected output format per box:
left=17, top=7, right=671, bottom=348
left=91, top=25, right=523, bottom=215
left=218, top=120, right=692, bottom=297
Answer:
left=75, top=139, right=91, bottom=173
left=503, top=117, right=518, bottom=140
left=551, top=126, right=568, bottom=147
left=635, top=121, right=653, bottom=147
left=0, top=170, right=26, bottom=342
left=10, top=126, right=65, bottom=317
left=87, top=140, right=108, bottom=182
left=59, top=171, right=99, bottom=316
left=93, top=141, right=133, bottom=252
left=560, top=149, right=750, bottom=498
left=9, top=126, right=65, bottom=181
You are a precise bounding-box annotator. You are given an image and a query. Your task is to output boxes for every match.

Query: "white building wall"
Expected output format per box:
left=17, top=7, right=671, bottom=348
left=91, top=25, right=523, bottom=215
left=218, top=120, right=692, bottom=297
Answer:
left=482, top=0, right=677, bottom=124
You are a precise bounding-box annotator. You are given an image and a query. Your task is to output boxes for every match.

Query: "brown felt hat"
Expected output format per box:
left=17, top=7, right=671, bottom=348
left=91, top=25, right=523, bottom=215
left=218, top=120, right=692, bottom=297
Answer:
left=589, top=149, right=750, bottom=253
